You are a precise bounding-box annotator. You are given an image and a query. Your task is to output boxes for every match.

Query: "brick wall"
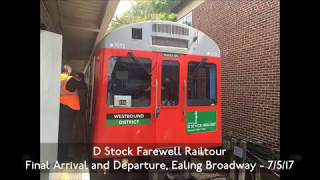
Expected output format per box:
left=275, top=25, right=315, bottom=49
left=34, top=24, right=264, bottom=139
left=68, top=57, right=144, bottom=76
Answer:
left=193, top=0, right=280, bottom=150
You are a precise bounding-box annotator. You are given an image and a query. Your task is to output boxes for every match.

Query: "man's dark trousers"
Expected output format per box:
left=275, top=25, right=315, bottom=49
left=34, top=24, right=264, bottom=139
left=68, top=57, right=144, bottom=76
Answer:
left=58, top=104, right=77, bottom=162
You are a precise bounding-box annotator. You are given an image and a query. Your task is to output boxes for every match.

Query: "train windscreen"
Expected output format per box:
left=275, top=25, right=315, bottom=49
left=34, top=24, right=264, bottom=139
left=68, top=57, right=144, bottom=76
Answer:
left=187, top=62, right=217, bottom=106
left=107, top=57, right=151, bottom=108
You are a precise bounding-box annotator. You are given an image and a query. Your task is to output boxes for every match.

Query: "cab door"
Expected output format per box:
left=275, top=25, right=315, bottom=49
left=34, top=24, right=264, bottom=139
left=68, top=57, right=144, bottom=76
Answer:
left=182, top=55, right=222, bottom=148
left=94, top=49, right=157, bottom=158
left=154, top=53, right=185, bottom=147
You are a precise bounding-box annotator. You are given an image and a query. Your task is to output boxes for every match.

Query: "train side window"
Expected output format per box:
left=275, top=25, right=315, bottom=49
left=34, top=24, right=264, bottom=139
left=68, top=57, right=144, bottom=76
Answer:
left=187, top=62, right=217, bottom=106
left=161, top=60, right=180, bottom=106
left=107, top=57, right=151, bottom=108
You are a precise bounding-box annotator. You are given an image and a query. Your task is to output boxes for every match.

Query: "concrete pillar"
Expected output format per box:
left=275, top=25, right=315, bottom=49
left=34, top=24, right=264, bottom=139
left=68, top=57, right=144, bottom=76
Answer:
left=40, top=30, right=62, bottom=165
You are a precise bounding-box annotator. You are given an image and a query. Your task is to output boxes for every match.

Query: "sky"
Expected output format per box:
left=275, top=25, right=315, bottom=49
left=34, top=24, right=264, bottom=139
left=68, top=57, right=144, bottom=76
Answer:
left=114, top=0, right=132, bottom=17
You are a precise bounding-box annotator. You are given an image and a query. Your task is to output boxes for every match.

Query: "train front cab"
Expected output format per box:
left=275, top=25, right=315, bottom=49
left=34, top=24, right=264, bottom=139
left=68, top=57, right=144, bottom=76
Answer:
left=89, top=21, right=221, bottom=161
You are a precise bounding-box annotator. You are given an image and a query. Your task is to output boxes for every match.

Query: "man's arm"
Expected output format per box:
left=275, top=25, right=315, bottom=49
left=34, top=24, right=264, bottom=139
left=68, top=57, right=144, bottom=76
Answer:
left=66, top=78, right=88, bottom=92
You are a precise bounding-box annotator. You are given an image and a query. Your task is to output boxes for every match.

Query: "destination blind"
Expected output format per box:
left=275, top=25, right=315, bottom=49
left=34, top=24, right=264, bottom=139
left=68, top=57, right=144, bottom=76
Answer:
left=106, top=113, right=151, bottom=126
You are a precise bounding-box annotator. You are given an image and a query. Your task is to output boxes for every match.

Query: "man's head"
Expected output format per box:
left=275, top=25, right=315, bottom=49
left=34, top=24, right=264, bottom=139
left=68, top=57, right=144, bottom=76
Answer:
left=74, top=73, right=85, bottom=82
left=61, top=64, right=72, bottom=75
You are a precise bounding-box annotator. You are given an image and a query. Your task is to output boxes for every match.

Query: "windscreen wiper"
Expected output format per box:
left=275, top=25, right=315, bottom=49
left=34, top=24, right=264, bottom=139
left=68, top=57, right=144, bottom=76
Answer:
left=128, top=52, right=152, bottom=75
left=191, top=57, right=208, bottom=77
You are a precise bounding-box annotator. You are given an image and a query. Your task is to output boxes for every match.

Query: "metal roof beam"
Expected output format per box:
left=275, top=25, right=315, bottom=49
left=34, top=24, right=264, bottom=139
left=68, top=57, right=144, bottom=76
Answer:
left=61, top=24, right=100, bottom=33
left=40, top=0, right=54, bottom=31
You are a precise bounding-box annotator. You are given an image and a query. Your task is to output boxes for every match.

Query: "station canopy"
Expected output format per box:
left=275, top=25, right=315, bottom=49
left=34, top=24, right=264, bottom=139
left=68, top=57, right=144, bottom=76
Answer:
left=40, top=0, right=119, bottom=74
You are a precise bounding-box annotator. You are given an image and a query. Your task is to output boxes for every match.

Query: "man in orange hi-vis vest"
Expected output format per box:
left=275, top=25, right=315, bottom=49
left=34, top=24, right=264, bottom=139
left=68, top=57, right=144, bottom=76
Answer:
left=58, top=64, right=87, bottom=162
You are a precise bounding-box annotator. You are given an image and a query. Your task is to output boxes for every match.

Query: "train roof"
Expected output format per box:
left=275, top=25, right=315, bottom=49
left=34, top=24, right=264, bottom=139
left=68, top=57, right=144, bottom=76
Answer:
left=98, top=21, right=220, bottom=58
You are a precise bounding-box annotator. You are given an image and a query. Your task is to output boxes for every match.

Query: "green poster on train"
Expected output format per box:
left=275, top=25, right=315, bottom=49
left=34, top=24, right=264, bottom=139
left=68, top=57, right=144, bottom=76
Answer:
left=186, top=110, right=217, bottom=134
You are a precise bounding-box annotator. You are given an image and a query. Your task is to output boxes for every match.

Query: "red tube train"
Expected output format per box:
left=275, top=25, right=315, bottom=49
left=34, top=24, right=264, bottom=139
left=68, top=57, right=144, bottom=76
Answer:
left=83, top=21, right=221, bottom=160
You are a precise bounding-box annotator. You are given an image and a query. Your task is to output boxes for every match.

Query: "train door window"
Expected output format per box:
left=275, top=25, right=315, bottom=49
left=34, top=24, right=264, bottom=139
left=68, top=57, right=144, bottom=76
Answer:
left=161, top=60, right=180, bottom=106
left=187, top=62, right=217, bottom=106
left=107, top=57, right=151, bottom=107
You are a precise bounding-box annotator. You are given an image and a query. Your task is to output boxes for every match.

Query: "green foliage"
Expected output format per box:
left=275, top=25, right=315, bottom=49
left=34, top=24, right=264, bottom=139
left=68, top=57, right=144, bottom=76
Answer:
left=151, top=0, right=179, bottom=14
left=107, top=0, right=178, bottom=34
